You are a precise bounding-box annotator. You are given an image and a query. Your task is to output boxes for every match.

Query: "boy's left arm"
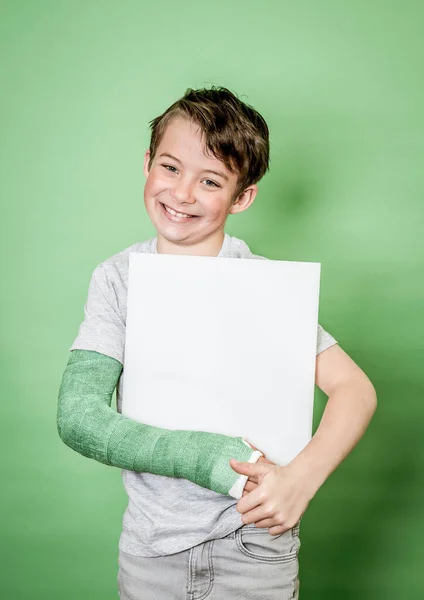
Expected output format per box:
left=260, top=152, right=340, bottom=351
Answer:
left=230, top=343, right=377, bottom=535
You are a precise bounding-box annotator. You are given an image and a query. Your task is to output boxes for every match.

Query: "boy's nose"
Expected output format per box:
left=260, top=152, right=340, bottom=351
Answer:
left=172, top=180, right=196, bottom=204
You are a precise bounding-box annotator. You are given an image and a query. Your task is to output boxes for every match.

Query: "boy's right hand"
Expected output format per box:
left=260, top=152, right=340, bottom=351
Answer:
left=242, top=441, right=276, bottom=497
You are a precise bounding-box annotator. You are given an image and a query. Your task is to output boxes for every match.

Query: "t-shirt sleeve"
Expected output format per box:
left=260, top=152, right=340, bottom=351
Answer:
left=69, top=265, right=125, bottom=365
left=316, top=323, right=338, bottom=355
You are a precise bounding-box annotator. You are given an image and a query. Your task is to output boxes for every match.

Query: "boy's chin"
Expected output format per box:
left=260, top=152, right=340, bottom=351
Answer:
left=156, top=226, right=223, bottom=247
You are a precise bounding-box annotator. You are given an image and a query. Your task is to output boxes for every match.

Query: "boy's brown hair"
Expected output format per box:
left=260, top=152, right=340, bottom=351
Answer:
left=147, top=86, right=270, bottom=203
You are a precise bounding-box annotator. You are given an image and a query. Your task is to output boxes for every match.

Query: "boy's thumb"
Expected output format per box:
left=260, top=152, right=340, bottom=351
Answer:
left=230, top=458, right=258, bottom=471
left=230, top=458, right=247, bottom=467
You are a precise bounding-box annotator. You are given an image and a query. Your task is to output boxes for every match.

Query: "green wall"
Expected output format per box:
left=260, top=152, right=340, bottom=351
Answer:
left=1, top=1, right=423, bottom=598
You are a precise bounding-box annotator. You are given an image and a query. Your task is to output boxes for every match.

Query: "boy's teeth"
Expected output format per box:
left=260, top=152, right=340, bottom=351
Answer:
left=164, top=204, right=193, bottom=218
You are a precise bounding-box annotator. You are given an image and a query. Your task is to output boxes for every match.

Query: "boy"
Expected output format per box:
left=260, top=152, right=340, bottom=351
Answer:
left=57, top=86, right=377, bottom=599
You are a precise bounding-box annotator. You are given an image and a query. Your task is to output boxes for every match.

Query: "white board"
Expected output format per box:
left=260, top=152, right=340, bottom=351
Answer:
left=122, top=252, right=321, bottom=465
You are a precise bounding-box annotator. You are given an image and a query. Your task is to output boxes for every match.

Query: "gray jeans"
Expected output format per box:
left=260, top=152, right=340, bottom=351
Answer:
left=117, top=522, right=301, bottom=599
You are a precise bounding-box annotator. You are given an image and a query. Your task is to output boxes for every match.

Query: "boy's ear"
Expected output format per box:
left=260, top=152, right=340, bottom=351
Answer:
left=229, top=185, right=258, bottom=215
left=143, top=149, right=151, bottom=179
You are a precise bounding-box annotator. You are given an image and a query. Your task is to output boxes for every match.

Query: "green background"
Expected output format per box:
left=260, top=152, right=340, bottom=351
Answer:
left=1, top=0, right=423, bottom=598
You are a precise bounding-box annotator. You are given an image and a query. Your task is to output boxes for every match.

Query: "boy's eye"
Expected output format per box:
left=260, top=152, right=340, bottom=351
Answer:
left=204, top=179, right=219, bottom=188
left=161, top=164, right=220, bottom=188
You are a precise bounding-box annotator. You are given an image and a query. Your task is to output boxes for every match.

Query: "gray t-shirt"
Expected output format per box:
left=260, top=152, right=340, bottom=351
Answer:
left=70, top=233, right=338, bottom=557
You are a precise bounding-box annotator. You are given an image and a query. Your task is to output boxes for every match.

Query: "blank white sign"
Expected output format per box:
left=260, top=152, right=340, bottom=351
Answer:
left=122, top=252, right=321, bottom=465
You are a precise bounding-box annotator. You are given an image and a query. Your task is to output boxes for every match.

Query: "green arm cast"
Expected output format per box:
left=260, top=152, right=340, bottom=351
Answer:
left=57, top=349, right=260, bottom=498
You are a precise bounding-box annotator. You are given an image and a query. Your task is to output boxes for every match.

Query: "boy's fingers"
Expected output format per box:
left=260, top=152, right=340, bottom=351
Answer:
left=244, top=480, right=258, bottom=492
left=243, top=484, right=257, bottom=495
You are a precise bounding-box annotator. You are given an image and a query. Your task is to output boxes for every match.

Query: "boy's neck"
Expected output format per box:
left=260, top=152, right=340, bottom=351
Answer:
left=156, top=230, right=226, bottom=257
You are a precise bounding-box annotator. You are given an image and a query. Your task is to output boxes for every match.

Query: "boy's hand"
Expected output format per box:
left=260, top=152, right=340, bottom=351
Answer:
left=230, top=442, right=314, bottom=536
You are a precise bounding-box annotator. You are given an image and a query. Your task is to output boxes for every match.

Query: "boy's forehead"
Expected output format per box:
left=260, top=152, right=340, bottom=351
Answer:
left=158, top=117, right=234, bottom=177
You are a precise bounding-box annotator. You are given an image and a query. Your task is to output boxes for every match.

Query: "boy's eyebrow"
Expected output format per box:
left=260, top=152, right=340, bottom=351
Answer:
left=159, top=153, right=229, bottom=182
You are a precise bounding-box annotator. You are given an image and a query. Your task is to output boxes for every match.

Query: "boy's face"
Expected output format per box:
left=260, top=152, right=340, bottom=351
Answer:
left=143, top=117, right=257, bottom=255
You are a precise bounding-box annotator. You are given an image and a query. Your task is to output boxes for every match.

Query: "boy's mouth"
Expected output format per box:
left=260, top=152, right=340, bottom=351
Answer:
left=160, top=202, right=200, bottom=222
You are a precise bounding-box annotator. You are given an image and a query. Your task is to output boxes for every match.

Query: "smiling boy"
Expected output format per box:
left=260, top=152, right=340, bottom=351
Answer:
left=143, top=116, right=257, bottom=256
left=57, top=86, right=377, bottom=599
